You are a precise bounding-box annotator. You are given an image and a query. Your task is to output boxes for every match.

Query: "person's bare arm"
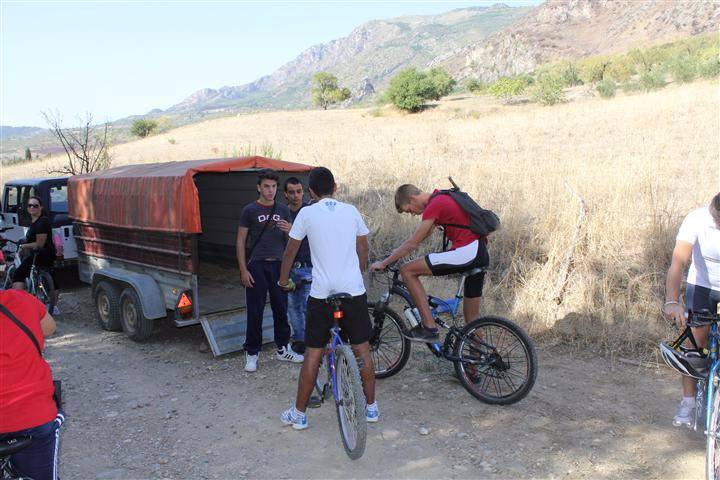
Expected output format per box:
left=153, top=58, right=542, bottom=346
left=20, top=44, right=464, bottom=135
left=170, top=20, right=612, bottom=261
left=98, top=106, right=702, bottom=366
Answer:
left=279, top=239, right=302, bottom=288
left=21, top=233, right=47, bottom=251
left=236, top=226, right=254, bottom=287
left=664, top=240, right=693, bottom=326
left=40, top=311, right=56, bottom=337
left=356, top=235, right=369, bottom=273
left=372, top=219, right=435, bottom=270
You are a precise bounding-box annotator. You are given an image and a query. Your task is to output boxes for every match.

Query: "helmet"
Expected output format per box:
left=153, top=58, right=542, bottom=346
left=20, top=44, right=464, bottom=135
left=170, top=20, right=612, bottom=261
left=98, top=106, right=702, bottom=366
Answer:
left=660, top=341, right=710, bottom=380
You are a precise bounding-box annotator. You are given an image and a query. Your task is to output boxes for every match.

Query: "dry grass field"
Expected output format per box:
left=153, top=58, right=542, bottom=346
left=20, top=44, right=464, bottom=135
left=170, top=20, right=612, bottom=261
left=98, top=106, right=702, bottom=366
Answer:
left=3, top=80, right=718, bottom=355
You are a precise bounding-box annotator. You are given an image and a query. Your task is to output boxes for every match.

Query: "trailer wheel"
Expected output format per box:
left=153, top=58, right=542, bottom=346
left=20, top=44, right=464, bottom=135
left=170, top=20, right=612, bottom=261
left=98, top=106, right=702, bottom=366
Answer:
left=119, top=287, right=153, bottom=342
left=95, top=281, right=122, bottom=332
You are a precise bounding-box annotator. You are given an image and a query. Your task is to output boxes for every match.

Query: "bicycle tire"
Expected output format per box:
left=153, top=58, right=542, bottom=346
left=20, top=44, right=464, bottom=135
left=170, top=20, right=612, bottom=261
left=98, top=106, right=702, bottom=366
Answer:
left=453, top=315, right=537, bottom=405
left=36, top=271, right=56, bottom=313
left=333, top=344, right=367, bottom=460
left=367, top=303, right=411, bottom=379
left=707, top=378, right=720, bottom=480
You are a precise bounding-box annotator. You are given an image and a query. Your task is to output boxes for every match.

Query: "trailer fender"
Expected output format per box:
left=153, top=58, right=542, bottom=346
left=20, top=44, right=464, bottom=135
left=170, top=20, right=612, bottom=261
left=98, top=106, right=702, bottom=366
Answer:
left=91, top=268, right=166, bottom=320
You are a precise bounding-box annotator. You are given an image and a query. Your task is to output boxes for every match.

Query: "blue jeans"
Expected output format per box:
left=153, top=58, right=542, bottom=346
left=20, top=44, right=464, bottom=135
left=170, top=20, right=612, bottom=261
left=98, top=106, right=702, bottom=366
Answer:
left=0, top=416, right=62, bottom=480
left=243, top=260, right=291, bottom=355
left=288, top=266, right=312, bottom=341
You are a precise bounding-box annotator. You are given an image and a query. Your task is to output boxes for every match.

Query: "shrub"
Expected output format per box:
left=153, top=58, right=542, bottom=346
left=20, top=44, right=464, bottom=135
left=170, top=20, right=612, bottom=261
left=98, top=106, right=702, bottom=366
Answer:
left=630, top=46, right=668, bottom=73
left=168, top=138, right=176, bottom=145
left=596, top=79, right=617, bottom=98
left=130, top=119, right=158, bottom=138
left=487, top=76, right=528, bottom=100
left=465, top=78, right=484, bottom=93
left=699, top=58, right=720, bottom=78
left=578, top=56, right=610, bottom=84
left=530, top=74, right=565, bottom=105
left=640, top=69, right=667, bottom=91
left=24, top=147, right=31, bottom=161
left=668, top=55, right=697, bottom=83
left=604, top=56, right=635, bottom=82
left=537, top=60, right=582, bottom=87
left=385, top=68, right=436, bottom=112
left=426, top=68, right=456, bottom=100
left=621, top=80, right=642, bottom=93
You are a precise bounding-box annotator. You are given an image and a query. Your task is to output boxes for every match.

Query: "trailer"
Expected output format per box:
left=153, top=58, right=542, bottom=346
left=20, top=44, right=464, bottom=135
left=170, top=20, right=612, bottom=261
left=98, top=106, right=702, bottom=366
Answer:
left=68, top=156, right=312, bottom=355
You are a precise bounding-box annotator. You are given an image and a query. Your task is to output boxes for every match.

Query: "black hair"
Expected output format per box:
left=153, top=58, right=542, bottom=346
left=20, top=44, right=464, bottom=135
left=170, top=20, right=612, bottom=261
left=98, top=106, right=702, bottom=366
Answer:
left=28, top=195, right=48, bottom=217
left=284, top=176, right=303, bottom=192
left=257, top=168, right=279, bottom=185
left=711, top=192, right=720, bottom=228
left=308, top=167, right=334, bottom=197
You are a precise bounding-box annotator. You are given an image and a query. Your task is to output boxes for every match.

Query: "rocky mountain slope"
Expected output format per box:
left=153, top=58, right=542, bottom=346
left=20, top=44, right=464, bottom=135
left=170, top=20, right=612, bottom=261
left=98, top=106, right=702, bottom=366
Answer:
left=167, top=4, right=531, bottom=113
left=439, top=0, right=720, bottom=82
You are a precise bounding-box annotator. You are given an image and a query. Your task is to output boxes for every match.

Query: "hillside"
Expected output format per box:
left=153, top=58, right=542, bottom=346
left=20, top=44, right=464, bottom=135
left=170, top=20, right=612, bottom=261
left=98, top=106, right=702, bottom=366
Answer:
left=440, top=0, right=720, bottom=81
left=167, top=5, right=531, bottom=114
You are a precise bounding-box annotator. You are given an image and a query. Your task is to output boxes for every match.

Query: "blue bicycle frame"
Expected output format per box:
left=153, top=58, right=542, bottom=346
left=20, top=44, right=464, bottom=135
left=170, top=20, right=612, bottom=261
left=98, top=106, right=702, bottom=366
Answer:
left=705, top=323, right=720, bottom=433
left=325, top=323, right=345, bottom=402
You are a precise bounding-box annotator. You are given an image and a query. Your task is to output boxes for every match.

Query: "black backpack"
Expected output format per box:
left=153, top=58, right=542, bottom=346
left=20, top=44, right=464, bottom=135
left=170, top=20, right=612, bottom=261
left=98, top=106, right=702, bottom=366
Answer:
left=430, top=177, right=500, bottom=237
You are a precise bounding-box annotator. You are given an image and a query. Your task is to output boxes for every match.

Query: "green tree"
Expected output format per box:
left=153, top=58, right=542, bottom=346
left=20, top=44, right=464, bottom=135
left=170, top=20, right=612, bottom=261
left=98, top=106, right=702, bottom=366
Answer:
left=385, top=68, right=435, bottom=112
left=487, top=76, right=528, bottom=100
left=130, top=119, right=159, bottom=138
left=24, top=147, right=31, bottom=161
left=311, top=72, right=351, bottom=110
left=426, top=68, right=456, bottom=100
left=465, top=78, right=484, bottom=93
left=578, top=56, right=611, bottom=84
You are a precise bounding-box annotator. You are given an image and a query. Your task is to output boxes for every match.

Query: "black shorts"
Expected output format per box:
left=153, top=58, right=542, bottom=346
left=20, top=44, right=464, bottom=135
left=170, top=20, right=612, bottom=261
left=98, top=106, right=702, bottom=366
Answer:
left=687, top=284, right=719, bottom=313
left=424, top=239, right=489, bottom=298
left=305, top=293, right=372, bottom=348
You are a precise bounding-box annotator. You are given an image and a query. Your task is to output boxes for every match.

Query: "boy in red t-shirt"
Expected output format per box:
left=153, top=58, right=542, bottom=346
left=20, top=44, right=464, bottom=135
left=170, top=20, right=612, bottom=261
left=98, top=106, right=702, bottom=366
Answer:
left=371, top=184, right=489, bottom=342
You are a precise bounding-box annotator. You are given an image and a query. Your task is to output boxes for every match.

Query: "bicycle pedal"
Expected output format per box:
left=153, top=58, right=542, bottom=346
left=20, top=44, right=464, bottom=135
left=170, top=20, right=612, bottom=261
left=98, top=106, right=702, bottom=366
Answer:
left=308, top=395, right=323, bottom=409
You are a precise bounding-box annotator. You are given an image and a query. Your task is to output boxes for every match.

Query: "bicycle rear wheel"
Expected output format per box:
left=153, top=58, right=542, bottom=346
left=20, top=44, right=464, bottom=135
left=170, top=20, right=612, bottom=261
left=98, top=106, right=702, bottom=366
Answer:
left=707, top=377, right=720, bottom=480
left=333, top=344, right=367, bottom=460
left=453, top=315, right=537, bottom=405
left=367, top=303, right=411, bottom=379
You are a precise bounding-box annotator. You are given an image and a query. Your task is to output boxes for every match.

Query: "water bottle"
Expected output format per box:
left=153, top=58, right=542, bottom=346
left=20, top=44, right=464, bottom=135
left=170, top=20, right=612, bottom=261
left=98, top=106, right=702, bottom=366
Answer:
left=403, top=307, right=419, bottom=328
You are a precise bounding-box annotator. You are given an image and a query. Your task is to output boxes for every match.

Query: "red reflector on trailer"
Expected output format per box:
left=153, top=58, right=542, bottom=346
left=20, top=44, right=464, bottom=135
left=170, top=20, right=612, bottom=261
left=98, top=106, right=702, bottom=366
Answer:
left=176, top=292, right=193, bottom=316
left=333, top=311, right=343, bottom=319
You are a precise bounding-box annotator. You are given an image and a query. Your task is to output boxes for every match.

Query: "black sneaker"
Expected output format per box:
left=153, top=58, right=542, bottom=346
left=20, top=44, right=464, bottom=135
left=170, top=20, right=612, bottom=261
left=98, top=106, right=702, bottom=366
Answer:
left=403, top=324, right=440, bottom=343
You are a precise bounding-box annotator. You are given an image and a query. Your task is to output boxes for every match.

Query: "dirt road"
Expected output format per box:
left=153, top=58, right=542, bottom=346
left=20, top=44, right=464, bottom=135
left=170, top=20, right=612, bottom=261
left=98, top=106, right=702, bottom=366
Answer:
left=47, top=281, right=703, bottom=479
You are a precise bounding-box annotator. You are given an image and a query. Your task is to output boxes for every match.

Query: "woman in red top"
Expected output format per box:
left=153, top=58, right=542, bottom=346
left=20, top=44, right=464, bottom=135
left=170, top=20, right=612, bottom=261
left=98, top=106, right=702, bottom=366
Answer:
left=0, top=289, right=61, bottom=480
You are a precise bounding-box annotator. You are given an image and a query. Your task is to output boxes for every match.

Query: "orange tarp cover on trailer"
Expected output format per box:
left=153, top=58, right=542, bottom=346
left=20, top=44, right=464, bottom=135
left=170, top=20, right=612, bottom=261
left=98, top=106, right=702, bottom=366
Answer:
left=68, top=156, right=313, bottom=233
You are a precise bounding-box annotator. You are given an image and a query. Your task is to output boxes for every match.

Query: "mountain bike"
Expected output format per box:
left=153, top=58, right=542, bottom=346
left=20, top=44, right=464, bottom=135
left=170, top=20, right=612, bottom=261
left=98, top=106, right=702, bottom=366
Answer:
left=663, top=300, right=720, bottom=480
left=0, top=435, right=33, bottom=480
left=308, top=293, right=367, bottom=460
left=0, top=234, right=57, bottom=313
left=368, top=262, right=537, bottom=405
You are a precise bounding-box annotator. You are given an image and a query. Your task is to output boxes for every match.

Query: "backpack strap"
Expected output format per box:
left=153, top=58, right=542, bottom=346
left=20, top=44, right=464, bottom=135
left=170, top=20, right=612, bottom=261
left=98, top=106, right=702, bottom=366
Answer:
left=0, top=303, right=42, bottom=356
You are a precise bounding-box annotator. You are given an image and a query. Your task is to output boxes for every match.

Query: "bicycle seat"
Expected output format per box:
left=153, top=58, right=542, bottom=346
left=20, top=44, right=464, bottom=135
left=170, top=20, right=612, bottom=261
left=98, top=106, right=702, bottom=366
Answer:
left=462, top=267, right=486, bottom=277
left=0, top=435, right=33, bottom=457
left=326, top=292, right=352, bottom=303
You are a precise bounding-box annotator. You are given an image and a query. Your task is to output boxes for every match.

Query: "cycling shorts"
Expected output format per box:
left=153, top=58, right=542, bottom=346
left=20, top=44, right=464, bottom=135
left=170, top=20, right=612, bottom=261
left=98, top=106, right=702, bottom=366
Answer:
left=687, top=283, right=719, bottom=313
left=425, top=239, right=489, bottom=298
left=305, top=293, right=372, bottom=349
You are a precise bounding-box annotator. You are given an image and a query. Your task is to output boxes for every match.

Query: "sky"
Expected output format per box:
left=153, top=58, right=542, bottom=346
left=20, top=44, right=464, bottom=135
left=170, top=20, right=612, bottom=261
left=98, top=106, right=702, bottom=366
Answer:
left=1, top=1, right=542, bottom=127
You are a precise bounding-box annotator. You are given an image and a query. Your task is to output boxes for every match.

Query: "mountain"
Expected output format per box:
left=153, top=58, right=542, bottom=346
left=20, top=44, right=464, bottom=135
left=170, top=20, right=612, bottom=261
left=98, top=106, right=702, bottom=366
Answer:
left=167, top=4, right=531, bottom=113
left=0, top=125, right=46, bottom=141
left=438, top=0, right=720, bottom=82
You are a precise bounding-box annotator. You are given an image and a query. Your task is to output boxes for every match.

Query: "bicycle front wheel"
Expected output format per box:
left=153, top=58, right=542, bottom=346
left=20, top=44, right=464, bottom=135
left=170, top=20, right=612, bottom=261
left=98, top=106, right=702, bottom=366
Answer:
left=36, top=271, right=56, bottom=313
left=453, top=315, right=537, bottom=405
left=333, top=344, right=367, bottom=460
left=367, top=303, right=411, bottom=379
left=2, top=264, right=15, bottom=290
left=707, top=377, right=720, bottom=480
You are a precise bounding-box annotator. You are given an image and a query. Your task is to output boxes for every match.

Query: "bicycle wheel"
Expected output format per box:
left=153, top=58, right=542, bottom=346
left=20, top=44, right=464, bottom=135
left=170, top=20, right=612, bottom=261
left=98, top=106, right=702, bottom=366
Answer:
left=333, top=344, right=367, bottom=460
left=367, top=303, right=411, bottom=379
left=453, top=315, right=537, bottom=405
left=35, top=271, right=56, bottom=313
left=707, top=377, right=720, bottom=480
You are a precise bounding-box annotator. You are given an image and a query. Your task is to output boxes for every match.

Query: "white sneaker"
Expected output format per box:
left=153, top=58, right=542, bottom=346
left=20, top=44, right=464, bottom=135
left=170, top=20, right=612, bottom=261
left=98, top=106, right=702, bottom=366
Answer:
left=673, top=398, right=696, bottom=428
left=245, top=353, right=259, bottom=372
left=276, top=344, right=304, bottom=363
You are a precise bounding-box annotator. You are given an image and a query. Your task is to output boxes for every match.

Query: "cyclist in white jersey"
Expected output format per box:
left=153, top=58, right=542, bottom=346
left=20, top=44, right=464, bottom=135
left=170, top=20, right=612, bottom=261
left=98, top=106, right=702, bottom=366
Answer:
left=663, top=192, right=720, bottom=427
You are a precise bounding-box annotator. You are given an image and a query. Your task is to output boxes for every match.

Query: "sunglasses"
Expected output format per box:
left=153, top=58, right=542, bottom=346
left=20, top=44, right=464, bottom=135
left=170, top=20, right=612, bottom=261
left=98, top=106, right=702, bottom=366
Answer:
left=27, top=204, right=40, bottom=208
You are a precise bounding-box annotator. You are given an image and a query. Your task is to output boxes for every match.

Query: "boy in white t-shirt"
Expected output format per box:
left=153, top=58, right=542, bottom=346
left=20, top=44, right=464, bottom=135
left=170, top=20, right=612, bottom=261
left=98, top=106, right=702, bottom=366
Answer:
left=277, top=167, right=377, bottom=430
left=664, top=192, right=720, bottom=427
